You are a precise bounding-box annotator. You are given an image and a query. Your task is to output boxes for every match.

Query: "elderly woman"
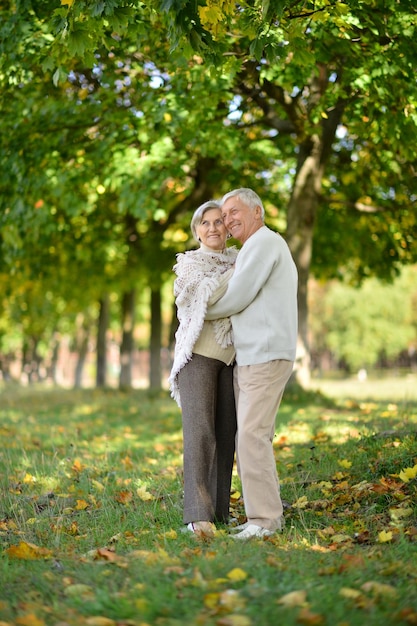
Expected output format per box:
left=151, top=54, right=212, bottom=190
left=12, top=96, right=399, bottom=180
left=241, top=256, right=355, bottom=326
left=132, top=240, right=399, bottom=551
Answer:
left=169, top=200, right=238, bottom=537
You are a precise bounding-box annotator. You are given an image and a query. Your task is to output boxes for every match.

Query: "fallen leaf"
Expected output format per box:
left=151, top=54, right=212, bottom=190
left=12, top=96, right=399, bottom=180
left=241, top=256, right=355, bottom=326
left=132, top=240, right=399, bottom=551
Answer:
left=204, top=592, right=220, bottom=609
left=71, top=458, right=85, bottom=473
left=5, top=541, right=53, bottom=560
left=227, top=568, right=248, bottom=581
left=331, top=534, right=352, bottom=544
left=23, top=473, right=37, bottom=484
left=361, top=581, right=397, bottom=597
left=121, top=455, right=134, bottom=469
left=85, top=618, right=117, bottom=626
left=64, top=583, right=95, bottom=598
left=398, top=608, right=417, bottom=625
left=277, top=590, right=307, bottom=607
left=390, top=507, right=413, bottom=521
left=338, top=554, right=365, bottom=572
left=339, top=587, right=362, bottom=599
left=338, top=459, right=352, bottom=469
left=136, top=486, right=155, bottom=501
left=398, top=465, right=417, bottom=483
left=219, top=589, right=246, bottom=611
left=297, top=607, right=325, bottom=625
left=75, top=499, right=89, bottom=510
left=378, top=530, right=393, bottom=543
left=95, top=547, right=119, bottom=562
left=292, top=496, right=309, bottom=509
left=159, top=529, right=177, bottom=539
left=217, top=615, right=252, bottom=626
left=115, top=490, right=133, bottom=504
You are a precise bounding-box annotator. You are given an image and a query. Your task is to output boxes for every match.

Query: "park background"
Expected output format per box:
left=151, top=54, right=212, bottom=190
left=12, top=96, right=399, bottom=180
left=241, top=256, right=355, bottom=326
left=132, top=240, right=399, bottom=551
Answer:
left=1, top=0, right=417, bottom=396
left=1, top=4, right=417, bottom=625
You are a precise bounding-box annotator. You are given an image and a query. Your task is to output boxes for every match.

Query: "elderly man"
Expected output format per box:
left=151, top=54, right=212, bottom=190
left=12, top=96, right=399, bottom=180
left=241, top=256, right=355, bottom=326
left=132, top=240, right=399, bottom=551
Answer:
left=206, top=187, right=298, bottom=539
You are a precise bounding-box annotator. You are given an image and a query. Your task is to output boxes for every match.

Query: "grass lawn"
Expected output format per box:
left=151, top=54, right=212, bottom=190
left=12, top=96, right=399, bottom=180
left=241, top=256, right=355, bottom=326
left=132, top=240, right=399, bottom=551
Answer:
left=0, top=381, right=416, bottom=626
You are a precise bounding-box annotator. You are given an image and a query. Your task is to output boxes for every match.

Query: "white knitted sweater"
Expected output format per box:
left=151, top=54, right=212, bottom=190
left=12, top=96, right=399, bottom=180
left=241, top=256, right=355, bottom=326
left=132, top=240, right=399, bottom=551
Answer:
left=169, top=245, right=238, bottom=406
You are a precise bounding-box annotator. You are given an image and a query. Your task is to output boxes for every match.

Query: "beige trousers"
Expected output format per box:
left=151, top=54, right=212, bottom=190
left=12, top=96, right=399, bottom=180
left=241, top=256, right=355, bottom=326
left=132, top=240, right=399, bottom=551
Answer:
left=234, top=360, right=294, bottom=531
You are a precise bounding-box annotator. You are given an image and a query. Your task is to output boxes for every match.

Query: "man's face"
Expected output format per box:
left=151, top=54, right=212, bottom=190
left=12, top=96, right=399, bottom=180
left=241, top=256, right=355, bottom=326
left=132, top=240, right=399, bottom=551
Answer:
left=221, top=196, right=263, bottom=244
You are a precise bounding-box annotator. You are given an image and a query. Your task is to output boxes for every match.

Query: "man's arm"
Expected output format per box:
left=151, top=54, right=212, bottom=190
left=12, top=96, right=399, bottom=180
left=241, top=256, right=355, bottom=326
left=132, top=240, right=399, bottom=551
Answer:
left=205, top=244, right=276, bottom=320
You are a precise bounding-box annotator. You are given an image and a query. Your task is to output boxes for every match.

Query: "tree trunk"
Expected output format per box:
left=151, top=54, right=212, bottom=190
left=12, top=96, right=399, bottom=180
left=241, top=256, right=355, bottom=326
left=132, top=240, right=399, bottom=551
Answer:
left=286, top=102, right=346, bottom=385
left=48, top=331, right=60, bottom=385
left=286, top=134, right=324, bottom=387
left=168, top=300, right=178, bottom=351
left=149, top=287, right=162, bottom=390
left=73, top=314, right=90, bottom=389
left=119, top=288, right=136, bottom=390
left=96, top=294, right=110, bottom=388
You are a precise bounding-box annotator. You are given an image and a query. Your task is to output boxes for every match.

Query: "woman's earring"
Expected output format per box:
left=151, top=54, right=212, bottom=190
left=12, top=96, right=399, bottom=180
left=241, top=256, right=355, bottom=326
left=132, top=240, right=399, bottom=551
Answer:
left=227, top=233, right=232, bottom=239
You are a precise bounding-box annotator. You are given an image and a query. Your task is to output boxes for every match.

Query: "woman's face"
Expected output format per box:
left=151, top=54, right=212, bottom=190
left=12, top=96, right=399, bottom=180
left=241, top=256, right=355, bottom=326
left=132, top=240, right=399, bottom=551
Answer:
left=195, top=208, right=228, bottom=251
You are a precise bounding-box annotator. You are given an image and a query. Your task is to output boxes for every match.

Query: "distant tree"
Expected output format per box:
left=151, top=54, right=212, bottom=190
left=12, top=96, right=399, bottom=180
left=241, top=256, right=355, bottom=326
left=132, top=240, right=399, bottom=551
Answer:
left=1, top=0, right=416, bottom=387
left=310, top=267, right=417, bottom=373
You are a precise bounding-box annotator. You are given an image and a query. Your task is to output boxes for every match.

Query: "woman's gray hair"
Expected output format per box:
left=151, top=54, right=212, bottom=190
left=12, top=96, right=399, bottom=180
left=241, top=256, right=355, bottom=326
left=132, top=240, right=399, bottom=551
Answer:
left=221, top=188, right=265, bottom=220
left=190, top=200, right=222, bottom=241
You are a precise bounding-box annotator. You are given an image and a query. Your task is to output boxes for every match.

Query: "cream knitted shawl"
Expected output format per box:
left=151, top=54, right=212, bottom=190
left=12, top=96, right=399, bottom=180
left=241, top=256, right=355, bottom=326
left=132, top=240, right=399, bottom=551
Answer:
left=169, top=246, right=238, bottom=406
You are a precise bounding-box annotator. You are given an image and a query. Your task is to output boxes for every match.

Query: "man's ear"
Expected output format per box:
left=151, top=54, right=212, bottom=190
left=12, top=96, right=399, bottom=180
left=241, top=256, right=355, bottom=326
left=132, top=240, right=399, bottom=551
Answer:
left=255, top=205, right=263, bottom=219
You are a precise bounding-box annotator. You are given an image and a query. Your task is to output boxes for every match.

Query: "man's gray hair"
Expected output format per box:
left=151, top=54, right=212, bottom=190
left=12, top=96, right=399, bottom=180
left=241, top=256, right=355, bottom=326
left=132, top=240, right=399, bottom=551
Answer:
left=221, top=188, right=265, bottom=219
left=190, top=200, right=221, bottom=241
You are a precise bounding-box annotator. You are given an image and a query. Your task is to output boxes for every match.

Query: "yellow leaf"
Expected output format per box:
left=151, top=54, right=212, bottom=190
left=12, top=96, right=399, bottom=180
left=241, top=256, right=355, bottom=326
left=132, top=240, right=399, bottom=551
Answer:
left=75, top=499, right=89, bottom=510
left=159, top=529, right=177, bottom=540
left=92, top=480, right=105, bottom=492
left=230, top=490, right=241, bottom=501
left=339, top=587, right=362, bottom=599
left=5, top=541, right=53, bottom=560
left=61, top=0, right=74, bottom=6
left=277, top=590, right=307, bottom=607
left=85, top=618, right=117, bottom=626
left=389, top=507, right=413, bottom=520
left=136, top=486, right=155, bottom=501
left=227, top=567, right=248, bottom=581
left=331, top=534, right=352, bottom=544
left=398, top=464, right=417, bottom=483
left=121, top=455, right=134, bottom=470
left=23, top=473, right=36, bottom=484
left=135, top=598, right=149, bottom=611
left=378, top=530, right=393, bottom=543
left=292, top=496, right=309, bottom=509
left=65, top=583, right=94, bottom=598
left=338, top=459, right=352, bottom=469
left=361, top=581, right=397, bottom=597
left=71, top=458, right=85, bottom=473
left=204, top=592, right=220, bottom=609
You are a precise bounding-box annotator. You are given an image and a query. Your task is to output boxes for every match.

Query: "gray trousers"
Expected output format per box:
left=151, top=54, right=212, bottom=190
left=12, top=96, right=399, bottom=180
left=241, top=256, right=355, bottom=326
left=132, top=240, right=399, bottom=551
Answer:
left=178, top=353, right=236, bottom=524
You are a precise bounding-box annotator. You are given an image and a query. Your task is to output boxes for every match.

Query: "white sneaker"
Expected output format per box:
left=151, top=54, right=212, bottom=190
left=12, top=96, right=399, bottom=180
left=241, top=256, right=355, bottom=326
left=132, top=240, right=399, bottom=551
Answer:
left=229, top=521, right=250, bottom=532
left=232, top=524, right=274, bottom=540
